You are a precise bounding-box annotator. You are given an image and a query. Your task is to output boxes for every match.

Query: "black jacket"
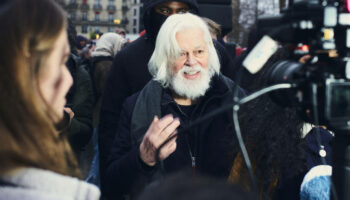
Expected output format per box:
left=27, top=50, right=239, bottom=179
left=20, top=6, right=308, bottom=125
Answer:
left=66, top=54, right=94, bottom=152
left=98, top=0, right=237, bottom=185
left=104, top=74, right=245, bottom=199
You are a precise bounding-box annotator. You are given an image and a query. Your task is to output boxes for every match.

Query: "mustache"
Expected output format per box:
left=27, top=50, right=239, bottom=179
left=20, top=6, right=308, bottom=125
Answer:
left=178, top=65, right=204, bottom=74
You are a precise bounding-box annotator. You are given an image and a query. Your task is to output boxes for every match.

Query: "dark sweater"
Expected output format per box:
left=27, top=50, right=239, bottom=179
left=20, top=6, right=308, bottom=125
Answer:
left=104, top=75, right=245, bottom=199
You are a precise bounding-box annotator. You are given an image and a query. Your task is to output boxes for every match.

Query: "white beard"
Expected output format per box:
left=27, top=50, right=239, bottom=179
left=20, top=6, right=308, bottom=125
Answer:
left=169, top=65, right=214, bottom=100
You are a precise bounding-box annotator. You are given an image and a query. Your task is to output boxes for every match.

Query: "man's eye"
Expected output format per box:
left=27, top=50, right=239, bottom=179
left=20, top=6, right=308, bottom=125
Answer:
left=177, top=9, right=189, bottom=14
left=160, top=9, right=170, bottom=14
left=196, top=50, right=205, bottom=55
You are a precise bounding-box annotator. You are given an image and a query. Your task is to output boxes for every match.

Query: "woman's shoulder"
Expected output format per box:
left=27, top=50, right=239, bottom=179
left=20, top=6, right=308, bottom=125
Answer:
left=0, top=168, right=100, bottom=200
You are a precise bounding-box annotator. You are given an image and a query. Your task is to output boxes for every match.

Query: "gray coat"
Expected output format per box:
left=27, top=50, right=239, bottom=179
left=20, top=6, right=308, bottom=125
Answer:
left=0, top=168, right=100, bottom=200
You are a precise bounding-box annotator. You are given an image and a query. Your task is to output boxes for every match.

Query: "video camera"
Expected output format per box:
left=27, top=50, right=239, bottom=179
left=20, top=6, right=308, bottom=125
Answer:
left=254, top=1, right=350, bottom=199
left=255, top=0, right=350, bottom=129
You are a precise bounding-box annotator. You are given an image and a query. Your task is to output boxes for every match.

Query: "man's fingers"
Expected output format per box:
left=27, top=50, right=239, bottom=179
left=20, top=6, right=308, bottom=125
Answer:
left=147, top=114, right=174, bottom=136
left=159, top=118, right=180, bottom=139
left=141, top=115, right=180, bottom=165
left=158, top=136, right=177, bottom=161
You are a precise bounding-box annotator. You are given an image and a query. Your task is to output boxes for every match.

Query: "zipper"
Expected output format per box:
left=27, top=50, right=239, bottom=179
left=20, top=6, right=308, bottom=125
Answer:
left=172, top=101, right=197, bottom=172
left=186, top=134, right=196, bottom=173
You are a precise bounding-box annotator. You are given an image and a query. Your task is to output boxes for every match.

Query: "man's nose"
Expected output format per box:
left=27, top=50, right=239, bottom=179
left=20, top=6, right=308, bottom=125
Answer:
left=184, top=53, right=197, bottom=66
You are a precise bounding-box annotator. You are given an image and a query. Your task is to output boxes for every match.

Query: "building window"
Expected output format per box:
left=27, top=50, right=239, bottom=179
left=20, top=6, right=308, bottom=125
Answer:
left=109, top=0, right=114, bottom=4
left=95, top=26, right=100, bottom=32
left=70, top=0, right=76, bottom=3
left=133, top=19, right=137, bottom=26
left=82, top=11, right=87, bottom=21
left=82, top=25, right=88, bottom=33
left=69, top=12, right=76, bottom=20
left=95, top=13, right=100, bottom=22
left=133, top=8, right=137, bottom=16
left=108, top=26, right=114, bottom=32
left=94, top=0, right=100, bottom=4
left=108, top=13, right=114, bottom=23
left=134, top=0, right=137, bottom=4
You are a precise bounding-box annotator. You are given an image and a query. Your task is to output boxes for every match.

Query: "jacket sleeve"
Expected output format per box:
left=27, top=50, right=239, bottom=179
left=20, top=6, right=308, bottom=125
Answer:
left=104, top=98, right=156, bottom=199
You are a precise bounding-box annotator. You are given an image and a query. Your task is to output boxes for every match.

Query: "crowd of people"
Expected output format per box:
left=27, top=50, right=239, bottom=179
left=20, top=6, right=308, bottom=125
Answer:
left=0, top=0, right=334, bottom=200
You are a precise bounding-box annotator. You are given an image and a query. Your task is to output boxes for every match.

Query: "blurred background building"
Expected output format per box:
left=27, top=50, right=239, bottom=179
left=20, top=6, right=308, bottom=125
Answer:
left=55, top=0, right=286, bottom=47
left=56, top=0, right=142, bottom=38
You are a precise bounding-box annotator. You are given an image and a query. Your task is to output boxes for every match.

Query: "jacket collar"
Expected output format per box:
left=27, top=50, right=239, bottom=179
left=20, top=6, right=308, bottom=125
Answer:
left=0, top=168, right=100, bottom=199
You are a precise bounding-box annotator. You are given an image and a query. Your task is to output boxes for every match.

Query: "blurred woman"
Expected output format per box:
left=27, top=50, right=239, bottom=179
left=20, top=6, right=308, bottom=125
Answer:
left=85, top=33, right=127, bottom=186
left=0, top=0, right=100, bottom=199
left=90, top=33, right=127, bottom=126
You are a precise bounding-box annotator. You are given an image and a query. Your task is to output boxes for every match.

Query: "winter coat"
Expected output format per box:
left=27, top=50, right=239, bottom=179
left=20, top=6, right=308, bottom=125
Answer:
left=90, top=56, right=113, bottom=126
left=65, top=54, right=94, bottom=178
left=66, top=54, right=94, bottom=153
left=300, top=165, right=331, bottom=200
left=104, top=74, right=245, bottom=200
left=274, top=128, right=333, bottom=200
left=0, top=168, right=100, bottom=200
left=90, top=56, right=114, bottom=100
left=98, top=0, right=238, bottom=187
left=91, top=33, right=127, bottom=126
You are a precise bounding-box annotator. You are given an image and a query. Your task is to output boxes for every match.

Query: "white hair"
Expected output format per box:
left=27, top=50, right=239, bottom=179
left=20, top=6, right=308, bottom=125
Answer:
left=171, top=65, right=212, bottom=100
left=148, top=13, right=220, bottom=87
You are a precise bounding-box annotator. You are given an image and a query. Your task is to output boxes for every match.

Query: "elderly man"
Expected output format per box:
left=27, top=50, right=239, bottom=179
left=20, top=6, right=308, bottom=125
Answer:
left=105, top=13, right=245, bottom=199
left=98, top=1, right=237, bottom=185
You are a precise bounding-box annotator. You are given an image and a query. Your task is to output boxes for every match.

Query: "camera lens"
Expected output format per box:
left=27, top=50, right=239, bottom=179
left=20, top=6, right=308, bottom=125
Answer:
left=268, top=60, right=303, bottom=106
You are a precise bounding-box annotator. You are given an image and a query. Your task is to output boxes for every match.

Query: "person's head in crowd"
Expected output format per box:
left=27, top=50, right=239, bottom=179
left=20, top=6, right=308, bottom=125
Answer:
left=143, top=0, right=199, bottom=40
left=148, top=13, right=220, bottom=103
left=202, top=17, right=221, bottom=40
left=115, top=28, right=126, bottom=38
left=91, top=32, right=127, bottom=58
left=138, top=172, right=258, bottom=200
left=76, top=35, right=88, bottom=50
left=0, top=0, right=79, bottom=176
left=81, top=46, right=92, bottom=60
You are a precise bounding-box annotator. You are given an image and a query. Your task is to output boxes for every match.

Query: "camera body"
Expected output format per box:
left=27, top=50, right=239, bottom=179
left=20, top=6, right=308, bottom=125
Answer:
left=257, top=0, right=350, bottom=129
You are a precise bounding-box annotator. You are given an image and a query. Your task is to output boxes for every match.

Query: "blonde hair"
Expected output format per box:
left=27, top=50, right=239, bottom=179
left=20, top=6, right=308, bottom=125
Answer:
left=202, top=17, right=222, bottom=39
left=0, top=0, right=80, bottom=177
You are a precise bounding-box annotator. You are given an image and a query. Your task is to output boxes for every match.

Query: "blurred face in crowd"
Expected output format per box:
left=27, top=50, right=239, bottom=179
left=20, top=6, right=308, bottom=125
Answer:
left=170, top=27, right=211, bottom=100
left=79, top=40, right=86, bottom=48
left=38, top=29, right=73, bottom=122
left=154, top=1, right=190, bottom=16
